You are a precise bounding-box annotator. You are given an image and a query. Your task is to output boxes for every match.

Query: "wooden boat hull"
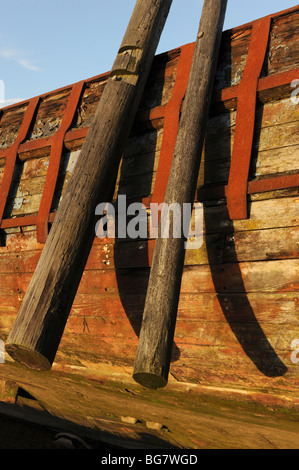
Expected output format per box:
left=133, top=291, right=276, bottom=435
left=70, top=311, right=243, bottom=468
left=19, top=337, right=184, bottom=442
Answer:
left=0, top=6, right=298, bottom=448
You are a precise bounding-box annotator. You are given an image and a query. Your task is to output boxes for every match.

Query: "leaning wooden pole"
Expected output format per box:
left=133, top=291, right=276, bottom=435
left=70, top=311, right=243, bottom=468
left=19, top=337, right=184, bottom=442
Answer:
left=133, top=0, right=228, bottom=389
left=6, top=0, right=173, bottom=370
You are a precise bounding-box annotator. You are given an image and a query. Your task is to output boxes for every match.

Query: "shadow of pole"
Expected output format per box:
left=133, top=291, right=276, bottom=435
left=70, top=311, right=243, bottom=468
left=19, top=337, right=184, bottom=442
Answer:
left=114, top=54, right=181, bottom=364
left=203, top=91, right=287, bottom=378
left=205, top=204, right=288, bottom=377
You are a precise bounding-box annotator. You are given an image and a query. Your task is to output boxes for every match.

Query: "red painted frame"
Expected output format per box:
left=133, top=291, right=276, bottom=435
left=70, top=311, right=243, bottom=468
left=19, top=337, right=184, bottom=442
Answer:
left=0, top=97, right=40, bottom=225
left=226, top=17, right=271, bottom=220
left=36, top=80, right=84, bottom=243
left=151, top=42, right=195, bottom=206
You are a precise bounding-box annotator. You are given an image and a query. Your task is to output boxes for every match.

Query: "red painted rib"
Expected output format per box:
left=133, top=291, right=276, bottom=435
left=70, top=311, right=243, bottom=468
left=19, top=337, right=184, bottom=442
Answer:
left=226, top=17, right=271, bottom=220
left=0, top=97, right=40, bottom=226
left=36, top=81, right=84, bottom=243
left=248, top=174, right=299, bottom=194
left=151, top=43, right=195, bottom=206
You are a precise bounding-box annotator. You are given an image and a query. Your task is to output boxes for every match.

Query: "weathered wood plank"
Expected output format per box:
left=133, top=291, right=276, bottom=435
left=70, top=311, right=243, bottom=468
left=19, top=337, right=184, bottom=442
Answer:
left=118, top=171, right=157, bottom=200
left=215, top=27, right=251, bottom=90
left=28, top=90, right=70, bottom=141
left=0, top=259, right=298, bottom=296
left=173, top=321, right=299, bottom=351
left=268, top=9, right=299, bottom=76
left=252, top=144, right=299, bottom=178
left=48, top=330, right=299, bottom=391
left=30, top=315, right=294, bottom=365
left=0, top=105, right=27, bottom=150
left=170, top=358, right=299, bottom=389
left=3, top=194, right=299, bottom=243
left=199, top=118, right=299, bottom=186
left=1, top=291, right=298, bottom=329
left=180, top=260, right=299, bottom=293
left=0, top=231, right=42, bottom=252
left=0, top=272, right=32, bottom=295
left=223, top=226, right=299, bottom=263
left=201, top=196, right=299, bottom=234
left=177, top=292, right=299, bottom=324
left=1, top=214, right=297, bottom=276
left=6, top=193, right=42, bottom=217
left=51, top=326, right=297, bottom=370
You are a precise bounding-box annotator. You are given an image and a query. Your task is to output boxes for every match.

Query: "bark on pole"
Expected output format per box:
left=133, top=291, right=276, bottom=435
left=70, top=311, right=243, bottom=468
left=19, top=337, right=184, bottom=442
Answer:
left=133, top=0, right=228, bottom=389
left=6, top=0, right=173, bottom=371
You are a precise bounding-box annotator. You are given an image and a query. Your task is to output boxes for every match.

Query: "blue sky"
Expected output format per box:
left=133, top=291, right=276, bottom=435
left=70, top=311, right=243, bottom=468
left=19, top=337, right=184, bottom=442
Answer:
left=0, top=0, right=298, bottom=106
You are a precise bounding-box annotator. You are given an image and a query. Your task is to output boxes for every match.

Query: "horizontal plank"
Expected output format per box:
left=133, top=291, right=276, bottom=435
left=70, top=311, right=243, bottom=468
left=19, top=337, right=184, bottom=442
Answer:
left=0, top=106, right=26, bottom=150
left=0, top=231, right=42, bottom=252
left=58, top=314, right=299, bottom=353
left=255, top=121, right=299, bottom=152
left=0, top=259, right=297, bottom=297
left=120, top=149, right=160, bottom=178
left=258, top=97, right=299, bottom=128
left=28, top=90, right=70, bottom=140
left=268, top=9, right=299, bottom=77
left=170, top=357, right=299, bottom=389
left=7, top=193, right=41, bottom=218
left=1, top=291, right=298, bottom=327
left=118, top=171, right=157, bottom=200
left=249, top=187, right=299, bottom=203
left=252, top=144, right=299, bottom=178
left=180, top=260, right=299, bottom=293
left=1, top=225, right=297, bottom=275
left=52, top=331, right=299, bottom=388
left=223, top=226, right=299, bottom=263
left=0, top=272, right=33, bottom=295
left=2, top=195, right=299, bottom=243
left=177, top=292, right=299, bottom=324
left=124, top=128, right=163, bottom=158
left=21, top=156, right=49, bottom=179
left=53, top=327, right=297, bottom=368
left=56, top=319, right=299, bottom=367
left=202, top=196, right=299, bottom=234
left=78, top=259, right=299, bottom=294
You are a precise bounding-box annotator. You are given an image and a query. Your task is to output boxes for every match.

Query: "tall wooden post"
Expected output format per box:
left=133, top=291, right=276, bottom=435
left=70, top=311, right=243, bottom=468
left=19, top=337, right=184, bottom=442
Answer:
left=6, top=0, right=173, bottom=371
left=133, top=0, right=228, bottom=389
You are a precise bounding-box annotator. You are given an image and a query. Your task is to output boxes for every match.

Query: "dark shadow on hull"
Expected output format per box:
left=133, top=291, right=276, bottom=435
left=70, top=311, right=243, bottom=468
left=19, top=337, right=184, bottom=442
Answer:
left=114, top=53, right=182, bottom=364
left=203, top=70, right=287, bottom=377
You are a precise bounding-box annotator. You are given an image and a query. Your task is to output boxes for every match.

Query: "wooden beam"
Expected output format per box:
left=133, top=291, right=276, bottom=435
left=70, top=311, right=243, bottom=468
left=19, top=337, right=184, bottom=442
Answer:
left=226, top=17, right=271, bottom=220
left=5, top=0, right=173, bottom=370
left=133, top=0, right=228, bottom=389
